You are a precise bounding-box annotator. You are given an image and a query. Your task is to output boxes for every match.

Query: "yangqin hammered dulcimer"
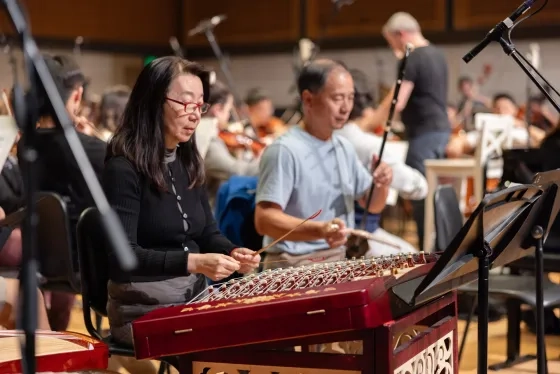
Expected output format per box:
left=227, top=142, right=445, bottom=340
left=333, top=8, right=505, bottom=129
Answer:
left=132, top=252, right=458, bottom=374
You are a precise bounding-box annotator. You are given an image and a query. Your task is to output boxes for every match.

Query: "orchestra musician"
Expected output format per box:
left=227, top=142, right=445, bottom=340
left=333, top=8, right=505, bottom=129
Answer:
left=102, top=56, right=260, bottom=346
left=244, top=87, right=287, bottom=142
left=0, top=207, right=50, bottom=330
left=369, top=12, right=451, bottom=251
left=200, top=80, right=262, bottom=202
left=446, top=93, right=547, bottom=158
left=335, top=68, right=425, bottom=254
left=254, top=59, right=393, bottom=269
left=456, top=75, right=492, bottom=131
left=96, top=85, right=131, bottom=141
left=17, top=53, right=107, bottom=331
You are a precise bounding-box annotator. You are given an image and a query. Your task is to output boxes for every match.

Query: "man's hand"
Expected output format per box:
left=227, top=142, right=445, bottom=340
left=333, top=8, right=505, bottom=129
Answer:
left=230, top=248, right=261, bottom=274
left=320, top=218, right=347, bottom=248
left=371, top=155, right=393, bottom=187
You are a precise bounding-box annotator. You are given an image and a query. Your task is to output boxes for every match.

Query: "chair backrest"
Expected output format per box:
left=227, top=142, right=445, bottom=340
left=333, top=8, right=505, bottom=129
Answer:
left=434, top=185, right=464, bottom=252
left=36, top=192, right=80, bottom=293
left=473, top=113, right=514, bottom=165
left=76, top=207, right=110, bottom=319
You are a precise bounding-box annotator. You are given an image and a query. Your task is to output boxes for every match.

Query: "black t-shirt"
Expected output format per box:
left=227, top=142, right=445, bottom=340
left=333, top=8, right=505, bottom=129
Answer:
left=19, top=129, right=106, bottom=224
left=400, top=45, right=451, bottom=139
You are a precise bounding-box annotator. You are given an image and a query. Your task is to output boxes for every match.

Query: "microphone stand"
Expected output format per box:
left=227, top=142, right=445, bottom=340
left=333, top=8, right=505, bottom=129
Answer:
left=192, top=20, right=243, bottom=123
left=282, top=0, right=354, bottom=124
left=463, top=15, right=559, bottom=374
left=465, top=33, right=560, bottom=114
left=1, top=1, right=138, bottom=373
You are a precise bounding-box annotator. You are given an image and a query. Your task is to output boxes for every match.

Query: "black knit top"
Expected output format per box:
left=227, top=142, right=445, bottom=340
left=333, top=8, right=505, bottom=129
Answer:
left=102, top=149, right=236, bottom=282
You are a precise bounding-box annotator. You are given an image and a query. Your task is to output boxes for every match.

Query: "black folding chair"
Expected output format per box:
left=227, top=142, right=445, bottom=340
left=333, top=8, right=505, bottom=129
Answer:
left=76, top=207, right=170, bottom=373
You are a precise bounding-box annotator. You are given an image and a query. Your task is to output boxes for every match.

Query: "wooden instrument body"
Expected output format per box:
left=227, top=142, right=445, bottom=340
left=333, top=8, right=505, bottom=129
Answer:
left=0, top=330, right=108, bottom=373
left=132, top=255, right=458, bottom=374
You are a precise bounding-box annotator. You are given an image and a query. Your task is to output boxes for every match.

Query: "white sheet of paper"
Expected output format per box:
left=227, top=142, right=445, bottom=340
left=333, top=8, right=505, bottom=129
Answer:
left=0, top=116, right=18, bottom=170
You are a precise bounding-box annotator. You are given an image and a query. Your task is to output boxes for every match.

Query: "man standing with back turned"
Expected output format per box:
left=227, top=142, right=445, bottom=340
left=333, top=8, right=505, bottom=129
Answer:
left=371, top=12, right=451, bottom=250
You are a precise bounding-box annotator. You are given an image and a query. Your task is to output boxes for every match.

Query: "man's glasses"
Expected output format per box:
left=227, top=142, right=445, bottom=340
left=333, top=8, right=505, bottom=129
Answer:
left=166, top=97, right=210, bottom=114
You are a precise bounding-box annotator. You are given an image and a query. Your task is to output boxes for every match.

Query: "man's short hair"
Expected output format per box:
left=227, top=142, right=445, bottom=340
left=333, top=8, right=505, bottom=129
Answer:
left=382, top=12, right=421, bottom=34
left=33, top=54, right=86, bottom=118
left=297, top=59, right=348, bottom=96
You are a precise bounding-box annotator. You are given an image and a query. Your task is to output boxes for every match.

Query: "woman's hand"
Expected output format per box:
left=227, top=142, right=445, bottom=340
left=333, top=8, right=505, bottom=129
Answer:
left=187, top=253, right=240, bottom=281
left=230, top=248, right=261, bottom=274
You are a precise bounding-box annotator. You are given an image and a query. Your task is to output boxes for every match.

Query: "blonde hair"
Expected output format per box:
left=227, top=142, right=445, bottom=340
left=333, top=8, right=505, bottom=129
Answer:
left=382, top=12, right=421, bottom=34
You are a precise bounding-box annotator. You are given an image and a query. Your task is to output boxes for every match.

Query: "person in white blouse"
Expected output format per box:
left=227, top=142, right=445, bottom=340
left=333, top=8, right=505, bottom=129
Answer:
left=336, top=68, right=425, bottom=254
left=336, top=69, right=428, bottom=200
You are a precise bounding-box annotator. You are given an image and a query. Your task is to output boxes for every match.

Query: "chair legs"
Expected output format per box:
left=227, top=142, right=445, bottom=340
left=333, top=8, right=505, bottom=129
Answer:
left=95, top=313, right=103, bottom=333
left=489, top=299, right=536, bottom=371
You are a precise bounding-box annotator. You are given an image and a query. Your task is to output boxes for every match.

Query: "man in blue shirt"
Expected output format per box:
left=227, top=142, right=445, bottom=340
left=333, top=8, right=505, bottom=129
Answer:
left=255, top=59, right=393, bottom=269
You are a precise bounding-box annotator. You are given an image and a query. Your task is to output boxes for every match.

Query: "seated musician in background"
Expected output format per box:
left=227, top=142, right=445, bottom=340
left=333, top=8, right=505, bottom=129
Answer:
left=0, top=276, right=50, bottom=330
left=201, top=80, right=261, bottom=201
left=244, top=87, right=286, bottom=142
left=0, top=207, right=50, bottom=330
left=456, top=76, right=491, bottom=130
left=95, top=85, right=131, bottom=141
left=527, top=94, right=559, bottom=132
left=335, top=68, right=424, bottom=253
left=446, top=93, right=546, bottom=158
left=337, top=68, right=427, bottom=201
left=0, top=207, right=21, bottom=268
left=102, top=56, right=260, bottom=346
left=254, top=59, right=393, bottom=270
left=17, top=54, right=107, bottom=331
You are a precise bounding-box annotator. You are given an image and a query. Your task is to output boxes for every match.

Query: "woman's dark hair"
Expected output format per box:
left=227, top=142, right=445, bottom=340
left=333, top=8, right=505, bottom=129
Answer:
left=207, top=80, right=231, bottom=107
left=348, top=68, right=375, bottom=121
left=297, top=59, right=347, bottom=96
left=108, top=56, right=211, bottom=190
left=98, top=85, right=131, bottom=131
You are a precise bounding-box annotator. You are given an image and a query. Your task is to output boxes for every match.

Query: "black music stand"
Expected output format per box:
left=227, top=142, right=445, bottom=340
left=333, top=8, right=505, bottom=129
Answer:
left=392, top=179, right=560, bottom=374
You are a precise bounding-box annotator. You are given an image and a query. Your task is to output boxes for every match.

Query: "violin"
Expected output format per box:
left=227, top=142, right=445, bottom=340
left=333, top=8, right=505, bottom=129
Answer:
left=255, top=116, right=287, bottom=141
left=218, top=129, right=266, bottom=156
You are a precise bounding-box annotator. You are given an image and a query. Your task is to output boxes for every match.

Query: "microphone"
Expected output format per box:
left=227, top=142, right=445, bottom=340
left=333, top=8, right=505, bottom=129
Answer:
left=188, top=15, right=227, bottom=37
left=463, top=0, right=535, bottom=63
left=169, top=36, right=184, bottom=58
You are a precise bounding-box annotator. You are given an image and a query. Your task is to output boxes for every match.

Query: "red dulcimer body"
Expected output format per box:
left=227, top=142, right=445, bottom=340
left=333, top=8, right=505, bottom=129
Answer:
left=0, top=330, right=109, bottom=373
left=132, top=252, right=458, bottom=374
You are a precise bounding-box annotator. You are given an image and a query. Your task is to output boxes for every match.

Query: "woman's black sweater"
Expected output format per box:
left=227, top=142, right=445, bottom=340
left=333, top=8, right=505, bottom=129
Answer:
left=102, top=154, right=236, bottom=282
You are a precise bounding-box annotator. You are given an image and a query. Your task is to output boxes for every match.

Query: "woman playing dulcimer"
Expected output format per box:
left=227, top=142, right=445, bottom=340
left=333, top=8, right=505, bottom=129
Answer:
left=102, top=57, right=261, bottom=349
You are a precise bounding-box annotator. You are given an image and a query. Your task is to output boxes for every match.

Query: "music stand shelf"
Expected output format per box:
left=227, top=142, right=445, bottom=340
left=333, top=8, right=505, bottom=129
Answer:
left=393, top=170, right=560, bottom=374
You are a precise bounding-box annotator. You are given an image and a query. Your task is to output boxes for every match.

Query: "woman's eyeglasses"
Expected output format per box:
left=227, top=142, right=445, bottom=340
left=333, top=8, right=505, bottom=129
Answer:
left=166, top=97, right=210, bottom=114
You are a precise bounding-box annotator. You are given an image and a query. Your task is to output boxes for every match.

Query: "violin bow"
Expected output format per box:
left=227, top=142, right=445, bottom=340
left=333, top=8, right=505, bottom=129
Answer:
left=253, top=209, right=322, bottom=256
left=356, top=44, right=413, bottom=233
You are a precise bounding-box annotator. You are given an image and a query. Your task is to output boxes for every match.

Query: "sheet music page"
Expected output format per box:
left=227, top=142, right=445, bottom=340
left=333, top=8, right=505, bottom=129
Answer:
left=0, top=115, right=18, bottom=170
